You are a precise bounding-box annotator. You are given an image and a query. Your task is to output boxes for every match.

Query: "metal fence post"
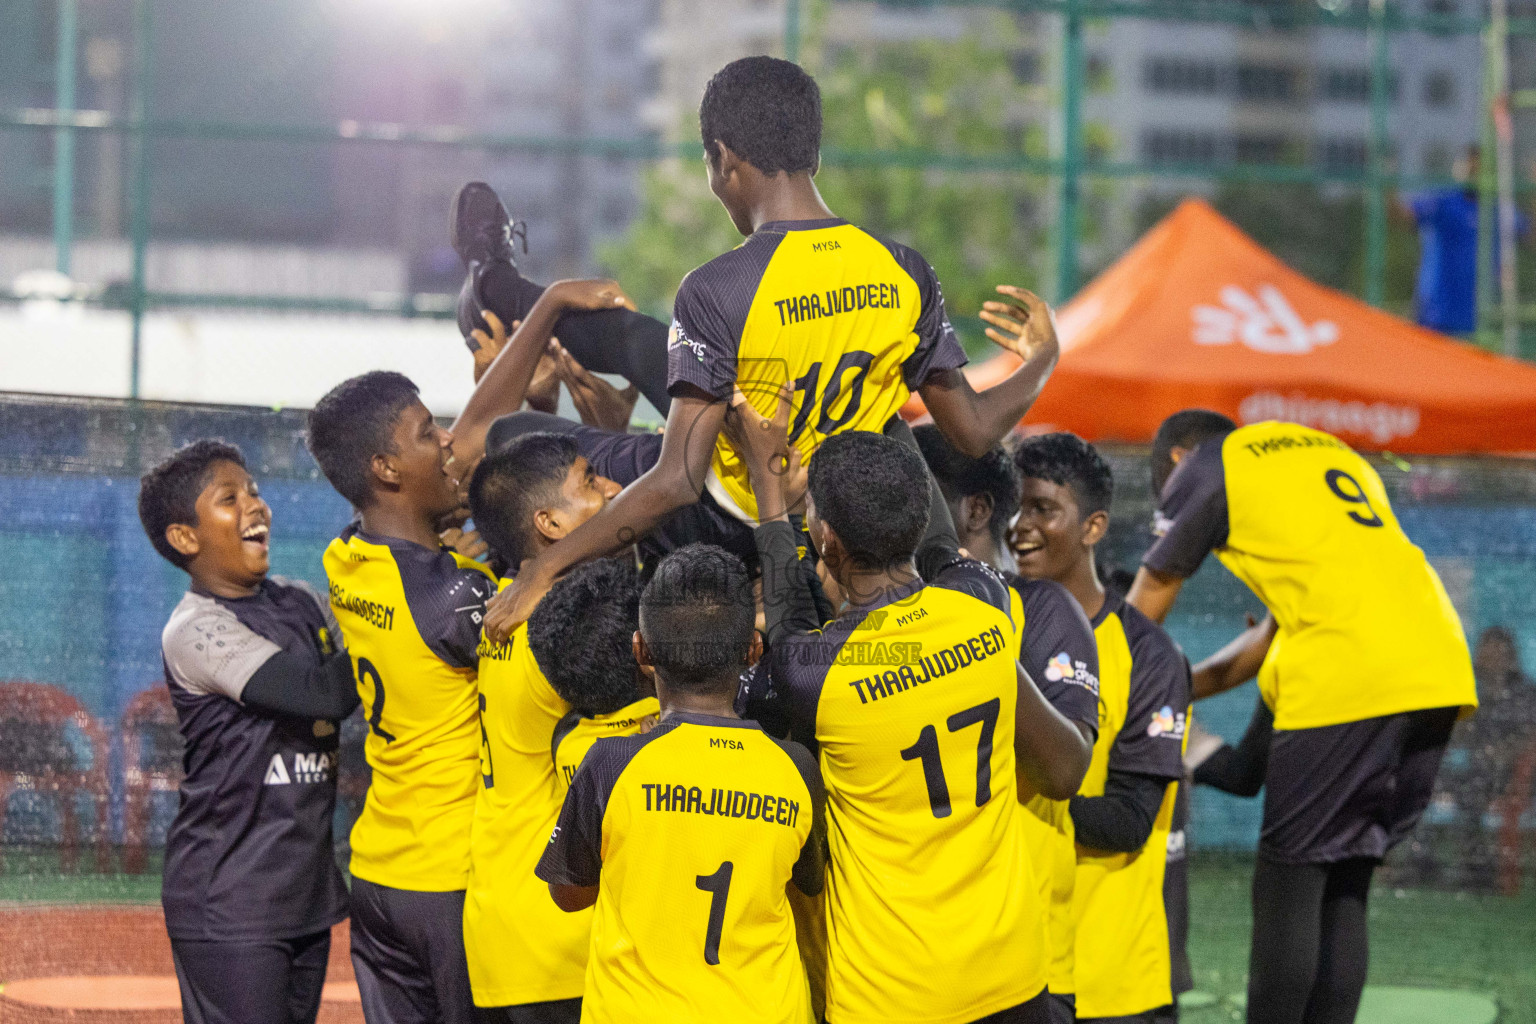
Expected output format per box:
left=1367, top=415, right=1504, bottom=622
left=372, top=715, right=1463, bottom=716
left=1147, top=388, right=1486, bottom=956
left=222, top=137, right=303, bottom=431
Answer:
left=1057, top=0, right=1083, bottom=304
left=1364, top=0, right=1389, bottom=307
left=1477, top=21, right=1499, bottom=347
left=52, top=0, right=78, bottom=276
left=128, top=0, right=152, bottom=399
left=785, top=0, right=801, bottom=63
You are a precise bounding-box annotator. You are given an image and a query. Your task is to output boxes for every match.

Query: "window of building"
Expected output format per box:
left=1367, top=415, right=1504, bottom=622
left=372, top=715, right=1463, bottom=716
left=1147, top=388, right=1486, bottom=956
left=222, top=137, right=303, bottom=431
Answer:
left=1144, top=58, right=1222, bottom=96
left=1422, top=142, right=1453, bottom=176
left=1143, top=129, right=1220, bottom=166
left=1318, top=137, right=1368, bottom=171
left=1234, top=133, right=1291, bottom=164
left=1234, top=63, right=1298, bottom=102
left=1423, top=70, right=1456, bottom=107
left=1009, top=50, right=1042, bottom=86
left=1318, top=66, right=1400, bottom=104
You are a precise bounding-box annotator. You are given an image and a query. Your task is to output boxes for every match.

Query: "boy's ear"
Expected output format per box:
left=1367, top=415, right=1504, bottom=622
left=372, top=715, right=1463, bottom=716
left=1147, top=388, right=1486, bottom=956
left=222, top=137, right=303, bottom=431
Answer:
left=961, top=493, right=995, bottom=535
left=632, top=630, right=654, bottom=669
left=165, top=523, right=199, bottom=561
left=1082, top=509, right=1110, bottom=548
left=534, top=506, right=566, bottom=543
left=370, top=452, right=400, bottom=488
left=745, top=629, right=764, bottom=669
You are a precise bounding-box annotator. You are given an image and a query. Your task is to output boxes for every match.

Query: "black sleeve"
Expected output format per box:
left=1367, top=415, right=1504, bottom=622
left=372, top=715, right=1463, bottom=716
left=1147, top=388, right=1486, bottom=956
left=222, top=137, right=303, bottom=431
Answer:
left=1108, top=612, right=1192, bottom=782
left=1194, top=696, right=1273, bottom=797
left=775, top=738, right=828, bottom=897
left=1142, top=440, right=1229, bottom=579
left=667, top=240, right=778, bottom=401
left=755, top=520, right=828, bottom=646
left=242, top=648, right=360, bottom=721
left=1069, top=770, right=1172, bottom=853
left=885, top=244, right=968, bottom=390
left=1014, top=577, right=1100, bottom=737
left=536, top=737, right=628, bottom=888
left=396, top=549, right=494, bottom=670
left=882, top=414, right=963, bottom=582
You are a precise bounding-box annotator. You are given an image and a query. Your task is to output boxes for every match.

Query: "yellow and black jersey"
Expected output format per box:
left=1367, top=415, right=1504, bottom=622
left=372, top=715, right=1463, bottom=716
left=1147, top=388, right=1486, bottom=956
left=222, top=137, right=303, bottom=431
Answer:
left=668, top=218, right=967, bottom=523
left=552, top=697, right=661, bottom=796
left=536, top=711, right=824, bottom=1024
left=767, top=557, right=1046, bottom=1024
left=1002, top=574, right=1101, bottom=998
left=1072, top=595, right=1190, bottom=1018
left=323, top=524, right=494, bottom=891
left=1143, top=421, right=1477, bottom=730
left=464, top=602, right=584, bottom=1007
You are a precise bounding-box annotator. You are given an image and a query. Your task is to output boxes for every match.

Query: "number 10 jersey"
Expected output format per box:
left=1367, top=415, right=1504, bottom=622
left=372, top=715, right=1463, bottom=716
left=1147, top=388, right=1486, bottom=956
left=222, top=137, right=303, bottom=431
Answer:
left=667, top=217, right=968, bottom=523
left=323, top=524, right=494, bottom=890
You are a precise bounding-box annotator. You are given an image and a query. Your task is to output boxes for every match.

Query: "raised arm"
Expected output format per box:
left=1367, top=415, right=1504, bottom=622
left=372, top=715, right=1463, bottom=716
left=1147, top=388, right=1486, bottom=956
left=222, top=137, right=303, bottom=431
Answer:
left=481, top=387, right=726, bottom=640
left=919, top=286, right=1060, bottom=458
left=451, top=279, right=634, bottom=473
left=1191, top=613, right=1277, bottom=700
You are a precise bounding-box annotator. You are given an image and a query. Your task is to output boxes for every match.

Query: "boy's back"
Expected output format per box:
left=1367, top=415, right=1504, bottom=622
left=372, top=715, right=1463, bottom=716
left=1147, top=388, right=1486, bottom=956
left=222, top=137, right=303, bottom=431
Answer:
left=670, top=219, right=964, bottom=522
left=771, top=560, right=1045, bottom=1024
left=538, top=712, right=822, bottom=1024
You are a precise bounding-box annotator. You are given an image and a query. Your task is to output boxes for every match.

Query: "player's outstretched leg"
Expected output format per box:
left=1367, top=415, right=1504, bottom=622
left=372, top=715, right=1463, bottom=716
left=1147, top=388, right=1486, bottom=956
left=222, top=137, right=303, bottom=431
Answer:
left=451, top=181, right=671, bottom=414
left=1303, top=858, right=1374, bottom=1024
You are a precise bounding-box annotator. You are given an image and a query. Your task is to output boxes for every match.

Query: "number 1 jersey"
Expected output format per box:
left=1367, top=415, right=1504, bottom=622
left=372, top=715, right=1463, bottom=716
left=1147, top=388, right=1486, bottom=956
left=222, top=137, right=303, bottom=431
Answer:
left=668, top=218, right=967, bottom=523
left=323, top=524, right=494, bottom=890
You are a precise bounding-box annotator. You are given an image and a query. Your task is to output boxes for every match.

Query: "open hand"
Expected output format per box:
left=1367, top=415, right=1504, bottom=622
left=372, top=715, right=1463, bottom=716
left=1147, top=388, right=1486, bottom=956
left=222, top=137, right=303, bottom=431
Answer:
left=724, top=382, right=806, bottom=521
left=549, top=278, right=637, bottom=313
left=979, top=285, right=1058, bottom=364
left=525, top=336, right=561, bottom=413
left=481, top=569, right=553, bottom=643
left=554, top=341, right=640, bottom=431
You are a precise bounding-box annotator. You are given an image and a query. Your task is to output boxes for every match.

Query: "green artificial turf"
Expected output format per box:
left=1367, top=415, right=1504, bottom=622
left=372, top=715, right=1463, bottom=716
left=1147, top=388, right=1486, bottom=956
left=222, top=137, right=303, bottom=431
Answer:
left=1182, top=855, right=1536, bottom=1024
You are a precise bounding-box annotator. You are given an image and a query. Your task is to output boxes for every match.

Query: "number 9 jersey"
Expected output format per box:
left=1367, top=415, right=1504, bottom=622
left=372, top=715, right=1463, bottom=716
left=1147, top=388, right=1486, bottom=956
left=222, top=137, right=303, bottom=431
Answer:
left=1143, top=421, right=1477, bottom=730
left=668, top=218, right=967, bottom=524
left=323, top=525, right=495, bottom=890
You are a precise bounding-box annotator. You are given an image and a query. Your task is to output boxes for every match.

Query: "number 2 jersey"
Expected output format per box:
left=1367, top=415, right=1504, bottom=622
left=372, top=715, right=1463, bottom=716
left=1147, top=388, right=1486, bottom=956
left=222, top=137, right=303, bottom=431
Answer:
left=536, top=712, right=824, bottom=1024
left=322, top=524, right=494, bottom=891
left=1143, top=421, right=1476, bottom=730
left=768, top=558, right=1063, bottom=1024
left=668, top=218, right=967, bottom=523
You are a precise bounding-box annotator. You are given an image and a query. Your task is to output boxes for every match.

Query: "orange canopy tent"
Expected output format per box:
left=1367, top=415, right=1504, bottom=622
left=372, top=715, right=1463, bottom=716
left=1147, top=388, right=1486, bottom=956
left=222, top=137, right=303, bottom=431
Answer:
left=914, top=198, right=1536, bottom=455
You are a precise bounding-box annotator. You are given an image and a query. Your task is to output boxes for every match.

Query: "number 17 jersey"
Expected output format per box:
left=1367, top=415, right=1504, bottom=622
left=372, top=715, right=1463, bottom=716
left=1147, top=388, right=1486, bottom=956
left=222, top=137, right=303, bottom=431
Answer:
left=770, top=560, right=1045, bottom=1024
left=668, top=218, right=967, bottom=523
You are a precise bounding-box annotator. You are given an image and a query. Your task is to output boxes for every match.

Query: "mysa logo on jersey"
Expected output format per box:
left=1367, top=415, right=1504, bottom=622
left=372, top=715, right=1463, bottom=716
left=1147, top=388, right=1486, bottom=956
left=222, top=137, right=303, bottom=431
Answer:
left=1044, top=651, right=1100, bottom=697
left=1192, top=285, right=1338, bottom=355
left=263, top=752, right=335, bottom=785
left=1147, top=705, right=1187, bottom=741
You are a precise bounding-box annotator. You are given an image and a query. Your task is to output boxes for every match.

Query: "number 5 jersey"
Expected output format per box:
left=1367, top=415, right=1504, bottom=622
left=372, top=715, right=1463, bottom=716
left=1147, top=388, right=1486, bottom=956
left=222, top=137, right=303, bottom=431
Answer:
left=1143, top=420, right=1476, bottom=730
left=322, top=524, right=495, bottom=891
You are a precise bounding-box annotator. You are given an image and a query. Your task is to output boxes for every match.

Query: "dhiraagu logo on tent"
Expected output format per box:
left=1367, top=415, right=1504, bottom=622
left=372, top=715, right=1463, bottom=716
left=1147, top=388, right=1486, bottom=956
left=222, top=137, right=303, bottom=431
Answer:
left=1192, top=284, right=1339, bottom=354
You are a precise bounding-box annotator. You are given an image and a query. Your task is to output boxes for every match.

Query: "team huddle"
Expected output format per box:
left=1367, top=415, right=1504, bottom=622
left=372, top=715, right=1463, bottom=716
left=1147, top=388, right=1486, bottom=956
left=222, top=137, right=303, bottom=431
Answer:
left=137, top=57, right=1478, bottom=1024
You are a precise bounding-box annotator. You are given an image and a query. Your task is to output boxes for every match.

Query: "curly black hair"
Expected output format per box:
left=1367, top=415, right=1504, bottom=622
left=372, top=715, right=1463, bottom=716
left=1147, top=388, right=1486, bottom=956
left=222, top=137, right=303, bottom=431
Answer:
left=1011, top=432, right=1115, bottom=516
left=699, top=56, right=821, bottom=175
left=528, top=558, right=644, bottom=716
left=639, top=544, right=756, bottom=694
left=807, top=432, right=931, bottom=570
left=306, top=371, right=420, bottom=509
left=1151, top=409, right=1236, bottom=497
left=913, top=425, right=1021, bottom=543
left=138, top=439, right=247, bottom=568
left=468, top=432, right=580, bottom=573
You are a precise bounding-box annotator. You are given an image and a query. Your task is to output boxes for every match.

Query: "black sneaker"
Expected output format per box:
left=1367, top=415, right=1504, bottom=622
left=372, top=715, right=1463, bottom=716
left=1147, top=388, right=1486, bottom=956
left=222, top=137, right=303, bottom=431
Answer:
left=450, top=182, right=529, bottom=346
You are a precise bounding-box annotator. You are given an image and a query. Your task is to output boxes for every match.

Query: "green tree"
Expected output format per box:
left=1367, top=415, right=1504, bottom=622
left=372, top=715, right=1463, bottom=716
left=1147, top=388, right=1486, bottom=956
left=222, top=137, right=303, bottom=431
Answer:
left=597, top=10, right=1051, bottom=355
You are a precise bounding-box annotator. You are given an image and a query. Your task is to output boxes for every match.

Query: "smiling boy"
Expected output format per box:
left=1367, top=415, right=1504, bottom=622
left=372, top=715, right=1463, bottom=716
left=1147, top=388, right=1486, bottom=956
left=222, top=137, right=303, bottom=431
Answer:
left=140, top=440, right=359, bottom=1024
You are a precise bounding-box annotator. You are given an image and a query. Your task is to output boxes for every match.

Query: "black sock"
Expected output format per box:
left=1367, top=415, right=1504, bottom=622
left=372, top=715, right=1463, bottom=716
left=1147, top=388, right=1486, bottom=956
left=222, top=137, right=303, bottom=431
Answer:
left=1247, top=857, right=1327, bottom=1024
left=478, top=264, right=673, bottom=416
left=1304, top=858, right=1374, bottom=1024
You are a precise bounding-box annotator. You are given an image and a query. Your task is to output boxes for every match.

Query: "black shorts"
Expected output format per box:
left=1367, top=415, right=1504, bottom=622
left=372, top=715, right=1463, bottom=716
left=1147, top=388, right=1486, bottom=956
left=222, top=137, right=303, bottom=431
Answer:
left=476, top=998, right=582, bottom=1024
left=1260, top=705, right=1458, bottom=864
left=970, top=987, right=1052, bottom=1024
left=485, top=411, right=756, bottom=569
left=171, top=929, right=330, bottom=1024
left=350, top=877, right=476, bottom=1024
left=1079, top=1004, right=1178, bottom=1024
